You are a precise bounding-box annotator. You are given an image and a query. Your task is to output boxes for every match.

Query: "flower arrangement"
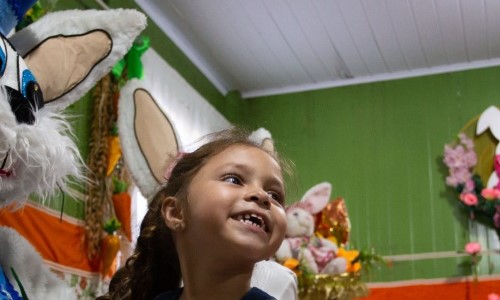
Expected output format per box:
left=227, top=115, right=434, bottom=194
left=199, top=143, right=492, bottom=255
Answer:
left=443, top=133, right=500, bottom=235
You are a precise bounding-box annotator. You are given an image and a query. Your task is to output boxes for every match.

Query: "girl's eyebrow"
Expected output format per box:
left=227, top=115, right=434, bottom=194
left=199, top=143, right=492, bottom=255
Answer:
left=220, top=162, right=284, bottom=188
left=220, top=162, right=285, bottom=194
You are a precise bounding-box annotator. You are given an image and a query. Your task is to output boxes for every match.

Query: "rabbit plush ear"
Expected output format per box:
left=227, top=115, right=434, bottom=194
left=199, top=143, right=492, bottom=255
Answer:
left=9, top=9, right=147, bottom=112
left=118, top=79, right=179, bottom=200
left=300, top=182, right=332, bottom=214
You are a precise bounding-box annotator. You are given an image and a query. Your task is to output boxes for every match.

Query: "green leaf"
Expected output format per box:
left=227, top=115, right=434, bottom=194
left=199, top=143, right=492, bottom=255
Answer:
left=103, top=218, right=121, bottom=234
left=112, top=177, right=128, bottom=194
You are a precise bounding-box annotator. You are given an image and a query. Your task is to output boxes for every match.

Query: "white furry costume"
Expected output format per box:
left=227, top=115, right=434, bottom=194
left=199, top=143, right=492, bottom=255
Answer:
left=0, top=8, right=146, bottom=299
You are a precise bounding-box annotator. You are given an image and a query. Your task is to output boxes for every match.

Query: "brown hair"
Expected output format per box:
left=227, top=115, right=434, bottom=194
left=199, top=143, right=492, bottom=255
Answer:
left=106, top=128, right=290, bottom=300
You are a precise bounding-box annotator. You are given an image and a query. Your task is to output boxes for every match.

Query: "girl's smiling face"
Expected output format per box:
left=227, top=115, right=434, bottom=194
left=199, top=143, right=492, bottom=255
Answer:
left=182, top=144, right=287, bottom=263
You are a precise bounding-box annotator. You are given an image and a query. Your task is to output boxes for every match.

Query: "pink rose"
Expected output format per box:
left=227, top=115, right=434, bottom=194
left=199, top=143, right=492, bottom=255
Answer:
left=460, top=193, right=478, bottom=206
left=481, top=188, right=500, bottom=200
left=488, top=293, right=500, bottom=300
left=465, top=242, right=481, bottom=255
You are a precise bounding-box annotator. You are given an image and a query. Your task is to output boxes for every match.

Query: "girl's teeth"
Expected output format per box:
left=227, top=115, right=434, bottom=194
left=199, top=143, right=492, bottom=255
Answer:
left=233, top=213, right=266, bottom=231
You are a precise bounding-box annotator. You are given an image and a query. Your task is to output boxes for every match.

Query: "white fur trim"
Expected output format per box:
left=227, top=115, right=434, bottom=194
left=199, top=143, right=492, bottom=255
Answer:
left=0, top=226, right=77, bottom=300
left=9, top=9, right=147, bottom=112
left=0, top=88, right=83, bottom=206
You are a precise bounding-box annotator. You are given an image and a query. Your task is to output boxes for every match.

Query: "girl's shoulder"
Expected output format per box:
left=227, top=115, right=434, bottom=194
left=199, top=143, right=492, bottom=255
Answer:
left=153, top=288, right=183, bottom=300
left=153, top=287, right=276, bottom=300
left=242, top=287, right=277, bottom=300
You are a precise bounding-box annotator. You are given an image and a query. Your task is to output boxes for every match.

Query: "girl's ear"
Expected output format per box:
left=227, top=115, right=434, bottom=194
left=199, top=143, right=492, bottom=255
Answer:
left=161, top=196, right=185, bottom=231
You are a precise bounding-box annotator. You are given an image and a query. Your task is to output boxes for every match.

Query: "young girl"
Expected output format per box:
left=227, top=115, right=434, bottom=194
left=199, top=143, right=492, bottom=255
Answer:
left=108, top=128, right=290, bottom=300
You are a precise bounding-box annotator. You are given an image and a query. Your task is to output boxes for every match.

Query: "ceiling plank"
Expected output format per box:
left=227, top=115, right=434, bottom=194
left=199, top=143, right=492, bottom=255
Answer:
left=287, top=0, right=343, bottom=80
left=337, top=0, right=389, bottom=75
left=485, top=0, right=500, bottom=58
left=216, top=0, right=291, bottom=91
left=238, top=0, right=315, bottom=87
left=362, top=0, right=409, bottom=73
left=434, top=0, right=468, bottom=64
left=410, top=0, right=448, bottom=67
left=177, top=0, right=256, bottom=90
left=460, top=0, right=489, bottom=61
left=313, top=0, right=368, bottom=77
left=384, top=0, right=428, bottom=70
left=135, top=0, right=235, bottom=94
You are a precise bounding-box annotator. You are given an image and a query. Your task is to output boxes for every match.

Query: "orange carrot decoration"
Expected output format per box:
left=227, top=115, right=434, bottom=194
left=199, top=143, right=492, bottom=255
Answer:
left=100, top=218, right=121, bottom=277
left=112, top=177, right=132, bottom=241
left=106, top=126, right=122, bottom=176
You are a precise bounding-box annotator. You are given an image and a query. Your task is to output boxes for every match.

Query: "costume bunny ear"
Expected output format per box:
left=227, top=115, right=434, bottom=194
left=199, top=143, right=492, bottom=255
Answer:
left=118, top=79, right=179, bottom=200
left=249, top=127, right=275, bottom=152
left=9, top=9, right=147, bottom=112
left=300, top=182, right=332, bottom=214
left=0, top=9, right=146, bottom=205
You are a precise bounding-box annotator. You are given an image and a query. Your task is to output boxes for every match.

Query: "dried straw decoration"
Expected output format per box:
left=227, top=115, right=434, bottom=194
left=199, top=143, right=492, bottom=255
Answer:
left=85, top=74, right=117, bottom=259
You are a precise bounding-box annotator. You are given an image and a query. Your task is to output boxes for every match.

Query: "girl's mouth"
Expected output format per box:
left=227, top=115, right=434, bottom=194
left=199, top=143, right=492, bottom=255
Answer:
left=232, top=213, right=268, bottom=232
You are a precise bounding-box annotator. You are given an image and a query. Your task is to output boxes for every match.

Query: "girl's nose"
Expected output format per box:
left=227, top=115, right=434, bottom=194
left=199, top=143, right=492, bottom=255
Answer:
left=245, top=188, right=271, bottom=209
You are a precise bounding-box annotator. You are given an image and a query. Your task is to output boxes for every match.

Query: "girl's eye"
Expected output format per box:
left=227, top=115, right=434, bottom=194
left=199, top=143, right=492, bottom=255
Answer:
left=223, top=175, right=242, bottom=185
left=267, top=191, right=285, bottom=207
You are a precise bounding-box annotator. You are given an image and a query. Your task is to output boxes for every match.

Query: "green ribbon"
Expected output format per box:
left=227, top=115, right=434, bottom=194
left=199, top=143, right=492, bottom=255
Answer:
left=112, top=35, right=150, bottom=80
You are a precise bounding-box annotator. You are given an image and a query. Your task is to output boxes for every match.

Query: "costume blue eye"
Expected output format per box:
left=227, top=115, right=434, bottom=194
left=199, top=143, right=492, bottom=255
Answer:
left=0, top=37, right=6, bottom=77
left=21, top=69, right=36, bottom=98
left=8, top=59, right=44, bottom=124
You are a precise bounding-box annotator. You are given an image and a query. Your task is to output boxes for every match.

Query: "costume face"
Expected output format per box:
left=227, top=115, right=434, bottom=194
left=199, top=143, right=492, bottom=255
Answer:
left=184, top=145, right=287, bottom=263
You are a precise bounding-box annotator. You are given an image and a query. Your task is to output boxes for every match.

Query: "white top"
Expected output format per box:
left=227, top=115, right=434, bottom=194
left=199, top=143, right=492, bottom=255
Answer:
left=251, top=260, right=298, bottom=300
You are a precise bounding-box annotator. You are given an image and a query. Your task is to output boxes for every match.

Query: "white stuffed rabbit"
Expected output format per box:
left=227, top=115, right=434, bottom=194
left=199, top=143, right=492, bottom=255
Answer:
left=275, top=182, right=348, bottom=275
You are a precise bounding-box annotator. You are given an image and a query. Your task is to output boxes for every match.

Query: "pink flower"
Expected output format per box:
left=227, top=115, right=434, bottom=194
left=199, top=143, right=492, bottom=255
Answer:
left=458, top=133, right=474, bottom=150
left=488, top=293, right=500, bottom=300
left=465, top=242, right=481, bottom=255
left=460, top=193, right=478, bottom=206
left=463, top=179, right=475, bottom=194
left=494, top=206, right=500, bottom=228
left=481, top=188, right=500, bottom=200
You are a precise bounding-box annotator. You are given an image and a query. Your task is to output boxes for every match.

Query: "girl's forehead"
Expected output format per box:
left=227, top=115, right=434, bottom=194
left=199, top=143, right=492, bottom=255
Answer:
left=213, top=144, right=275, bottom=162
left=203, top=144, right=281, bottom=172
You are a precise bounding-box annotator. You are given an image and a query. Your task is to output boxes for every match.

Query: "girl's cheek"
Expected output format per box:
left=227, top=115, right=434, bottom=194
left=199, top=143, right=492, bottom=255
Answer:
left=274, top=209, right=287, bottom=235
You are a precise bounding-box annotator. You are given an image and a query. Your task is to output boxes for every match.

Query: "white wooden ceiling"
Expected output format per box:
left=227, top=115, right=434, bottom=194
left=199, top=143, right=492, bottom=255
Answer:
left=135, top=0, right=500, bottom=98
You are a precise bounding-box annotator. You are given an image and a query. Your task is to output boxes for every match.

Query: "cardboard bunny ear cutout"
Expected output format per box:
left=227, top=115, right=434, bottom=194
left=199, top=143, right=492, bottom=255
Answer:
left=300, top=182, right=332, bottom=214
left=0, top=9, right=146, bottom=206
left=118, top=79, right=180, bottom=200
left=10, top=9, right=147, bottom=112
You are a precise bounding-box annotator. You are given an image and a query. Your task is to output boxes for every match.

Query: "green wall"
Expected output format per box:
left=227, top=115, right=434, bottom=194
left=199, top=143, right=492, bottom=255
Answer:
left=237, top=68, right=500, bottom=282
left=49, top=1, right=500, bottom=282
